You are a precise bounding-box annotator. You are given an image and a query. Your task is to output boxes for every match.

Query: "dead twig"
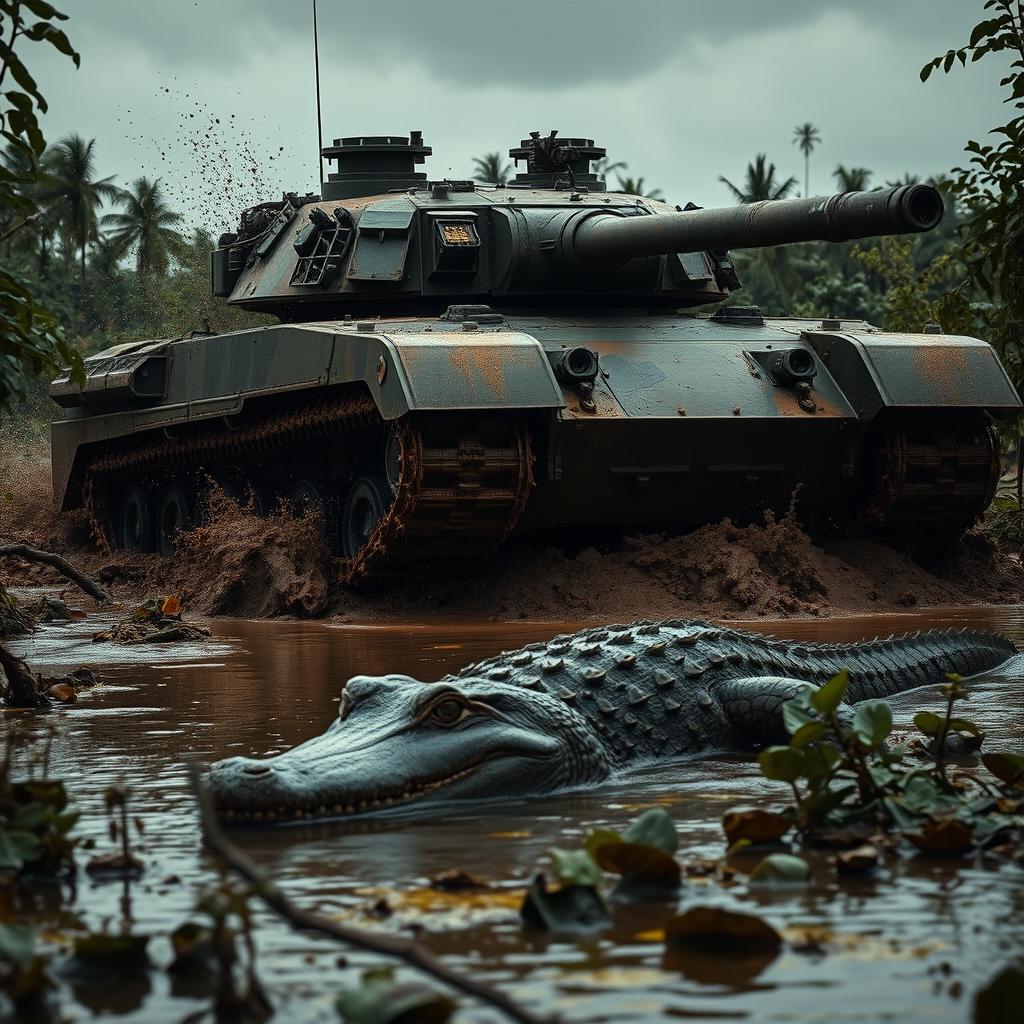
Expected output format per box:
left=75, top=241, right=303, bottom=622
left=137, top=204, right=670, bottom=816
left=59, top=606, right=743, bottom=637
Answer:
left=0, top=543, right=111, bottom=604
left=187, top=764, right=550, bottom=1024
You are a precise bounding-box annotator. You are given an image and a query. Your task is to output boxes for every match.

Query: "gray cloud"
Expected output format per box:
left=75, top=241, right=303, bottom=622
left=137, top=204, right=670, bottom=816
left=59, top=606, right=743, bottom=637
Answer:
left=30, top=1, right=1007, bottom=234
left=68, top=0, right=979, bottom=83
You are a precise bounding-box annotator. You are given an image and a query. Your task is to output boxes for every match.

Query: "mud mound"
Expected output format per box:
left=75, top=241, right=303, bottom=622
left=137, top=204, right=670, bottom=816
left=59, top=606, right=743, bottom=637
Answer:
left=329, top=509, right=1024, bottom=623
left=168, top=490, right=329, bottom=618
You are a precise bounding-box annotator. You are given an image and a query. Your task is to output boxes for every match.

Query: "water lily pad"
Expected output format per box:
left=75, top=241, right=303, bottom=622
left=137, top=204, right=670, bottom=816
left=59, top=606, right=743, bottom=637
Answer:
left=665, top=905, right=782, bottom=951
left=622, top=808, right=678, bottom=855
left=722, top=807, right=792, bottom=845
left=520, top=874, right=610, bottom=934
left=749, top=853, right=810, bottom=887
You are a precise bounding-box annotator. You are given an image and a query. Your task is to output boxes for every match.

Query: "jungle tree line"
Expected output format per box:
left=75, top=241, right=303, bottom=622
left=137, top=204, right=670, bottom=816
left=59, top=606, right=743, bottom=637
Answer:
left=2, top=1, right=1023, bottom=422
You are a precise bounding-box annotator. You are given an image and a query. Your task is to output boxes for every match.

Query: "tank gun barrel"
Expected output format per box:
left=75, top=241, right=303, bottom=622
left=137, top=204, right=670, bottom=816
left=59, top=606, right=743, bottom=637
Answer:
left=571, top=184, right=943, bottom=268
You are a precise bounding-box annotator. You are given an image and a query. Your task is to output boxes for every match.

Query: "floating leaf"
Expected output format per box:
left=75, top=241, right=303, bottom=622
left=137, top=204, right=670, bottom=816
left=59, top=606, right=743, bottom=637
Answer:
left=622, top=808, right=678, bottom=855
left=835, top=844, right=879, bottom=874
left=722, top=807, right=792, bottom=845
left=749, top=853, right=810, bottom=887
left=905, top=818, right=974, bottom=855
left=594, top=842, right=681, bottom=899
left=549, top=848, right=602, bottom=888
left=665, top=905, right=782, bottom=951
left=519, top=874, right=610, bottom=934
left=337, top=966, right=455, bottom=1024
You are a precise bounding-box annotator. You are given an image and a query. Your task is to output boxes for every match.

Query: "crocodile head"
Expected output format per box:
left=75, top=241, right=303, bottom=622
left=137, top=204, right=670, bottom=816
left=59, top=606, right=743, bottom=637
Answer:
left=207, top=673, right=610, bottom=824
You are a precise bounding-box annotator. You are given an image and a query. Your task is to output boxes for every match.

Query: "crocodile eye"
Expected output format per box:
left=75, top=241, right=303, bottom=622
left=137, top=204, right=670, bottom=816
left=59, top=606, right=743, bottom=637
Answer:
left=338, top=691, right=353, bottom=720
left=430, top=698, right=468, bottom=726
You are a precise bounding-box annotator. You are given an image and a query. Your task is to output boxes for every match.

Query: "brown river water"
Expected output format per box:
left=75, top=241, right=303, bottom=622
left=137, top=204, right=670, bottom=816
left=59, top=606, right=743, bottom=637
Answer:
left=5, top=604, right=1024, bottom=1023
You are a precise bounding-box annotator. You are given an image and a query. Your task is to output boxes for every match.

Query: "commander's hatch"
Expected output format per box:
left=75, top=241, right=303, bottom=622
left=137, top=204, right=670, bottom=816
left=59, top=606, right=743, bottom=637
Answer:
left=348, top=207, right=415, bottom=282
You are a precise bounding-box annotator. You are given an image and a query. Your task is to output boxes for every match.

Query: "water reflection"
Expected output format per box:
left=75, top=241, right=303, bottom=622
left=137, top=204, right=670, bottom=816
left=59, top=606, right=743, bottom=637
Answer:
left=4, top=606, right=1024, bottom=1023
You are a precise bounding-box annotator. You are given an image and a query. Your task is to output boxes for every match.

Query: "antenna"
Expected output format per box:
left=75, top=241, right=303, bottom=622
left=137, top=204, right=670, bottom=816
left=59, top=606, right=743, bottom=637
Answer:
left=313, top=0, right=324, bottom=191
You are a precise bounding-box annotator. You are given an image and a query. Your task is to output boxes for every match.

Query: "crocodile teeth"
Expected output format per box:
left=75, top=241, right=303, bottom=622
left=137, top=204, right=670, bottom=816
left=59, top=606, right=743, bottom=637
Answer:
left=626, top=685, right=649, bottom=706
left=646, top=641, right=668, bottom=656
left=579, top=643, right=602, bottom=657
left=540, top=658, right=564, bottom=674
left=654, top=671, right=676, bottom=689
left=597, top=699, right=617, bottom=715
left=557, top=688, right=576, bottom=702
left=582, top=668, right=606, bottom=684
left=698, top=694, right=713, bottom=708
left=616, top=653, right=636, bottom=669
left=665, top=699, right=681, bottom=712
left=685, top=663, right=706, bottom=678
left=608, top=632, right=634, bottom=646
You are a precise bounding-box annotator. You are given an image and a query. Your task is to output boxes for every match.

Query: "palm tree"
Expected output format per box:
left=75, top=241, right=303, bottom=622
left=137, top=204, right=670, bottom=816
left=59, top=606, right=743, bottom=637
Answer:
left=102, top=177, right=185, bottom=276
left=885, top=172, right=920, bottom=188
left=37, top=134, right=120, bottom=289
left=472, top=152, right=511, bottom=185
left=593, top=156, right=628, bottom=183
left=719, top=155, right=798, bottom=203
left=792, top=123, right=821, bottom=196
left=615, top=175, right=664, bottom=200
left=833, top=165, right=872, bottom=193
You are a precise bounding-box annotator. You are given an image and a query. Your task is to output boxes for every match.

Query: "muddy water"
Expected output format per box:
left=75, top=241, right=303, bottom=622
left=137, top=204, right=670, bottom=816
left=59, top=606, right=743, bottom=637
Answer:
left=6, top=606, right=1024, bottom=1023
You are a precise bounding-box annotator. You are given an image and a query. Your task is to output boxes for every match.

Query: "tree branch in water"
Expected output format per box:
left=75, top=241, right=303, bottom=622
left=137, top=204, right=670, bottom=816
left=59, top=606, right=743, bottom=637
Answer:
left=0, top=544, right=111, bottom=604
left=188, top=764, right=549, bottom=1024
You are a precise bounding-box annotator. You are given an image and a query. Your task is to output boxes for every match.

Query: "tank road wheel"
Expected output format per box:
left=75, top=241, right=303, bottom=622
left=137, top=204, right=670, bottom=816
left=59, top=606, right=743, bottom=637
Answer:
left=119, top=485, right=152, bottom=553
left=341, top=476, right=392, bottom=559
left=157, top=484, right=193, bottom=555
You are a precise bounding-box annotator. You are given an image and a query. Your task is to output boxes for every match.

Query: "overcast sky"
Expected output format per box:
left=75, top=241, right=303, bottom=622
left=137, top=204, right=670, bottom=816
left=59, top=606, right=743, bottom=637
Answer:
left=28, top=0, right=1006, bottom=234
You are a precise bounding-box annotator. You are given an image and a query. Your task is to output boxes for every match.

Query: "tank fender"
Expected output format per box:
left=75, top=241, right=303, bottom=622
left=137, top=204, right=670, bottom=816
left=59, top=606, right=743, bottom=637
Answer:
left=328, top=328, right=565, bottom=416
left=805, top=330, right=1022, bottom=417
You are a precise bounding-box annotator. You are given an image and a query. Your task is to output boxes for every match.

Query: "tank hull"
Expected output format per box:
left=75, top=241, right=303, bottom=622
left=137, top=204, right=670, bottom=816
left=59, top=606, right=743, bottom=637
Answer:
left=49, top=313, right=1020, bottom=573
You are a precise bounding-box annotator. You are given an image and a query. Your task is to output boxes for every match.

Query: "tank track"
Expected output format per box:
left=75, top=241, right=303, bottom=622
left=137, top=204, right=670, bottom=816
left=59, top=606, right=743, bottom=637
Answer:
left=82, top=393, right=533, bottom=582
left=865, top=411, right=1000, bottom=541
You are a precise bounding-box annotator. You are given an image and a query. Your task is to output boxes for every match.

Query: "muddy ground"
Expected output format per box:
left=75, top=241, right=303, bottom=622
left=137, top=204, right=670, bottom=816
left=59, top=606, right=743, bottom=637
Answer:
left=2, top=435, right=1021, bottom=623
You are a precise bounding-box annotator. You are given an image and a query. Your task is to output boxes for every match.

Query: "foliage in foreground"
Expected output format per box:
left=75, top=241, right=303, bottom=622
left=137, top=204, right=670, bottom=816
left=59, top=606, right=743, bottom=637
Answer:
left=0, top=0, right=83, bottom=415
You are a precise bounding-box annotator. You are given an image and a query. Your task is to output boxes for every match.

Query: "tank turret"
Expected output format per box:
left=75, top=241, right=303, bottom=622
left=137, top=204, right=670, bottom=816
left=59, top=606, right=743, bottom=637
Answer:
left=209, top=130, right=945, bottom=318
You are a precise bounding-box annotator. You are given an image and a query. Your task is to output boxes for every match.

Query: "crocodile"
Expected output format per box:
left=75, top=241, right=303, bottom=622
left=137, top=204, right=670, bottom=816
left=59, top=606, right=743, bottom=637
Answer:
left=206, top=619, right=1017, bottom=823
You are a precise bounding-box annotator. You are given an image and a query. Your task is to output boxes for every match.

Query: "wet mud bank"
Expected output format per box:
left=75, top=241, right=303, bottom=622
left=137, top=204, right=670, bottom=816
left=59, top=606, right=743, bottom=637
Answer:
left=2, top=438, right=1022, bottom=624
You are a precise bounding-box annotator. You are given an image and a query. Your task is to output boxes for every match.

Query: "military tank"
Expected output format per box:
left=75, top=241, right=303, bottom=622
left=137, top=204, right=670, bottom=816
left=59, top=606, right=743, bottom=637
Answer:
left=49, top=131, right=1022, bottom=579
